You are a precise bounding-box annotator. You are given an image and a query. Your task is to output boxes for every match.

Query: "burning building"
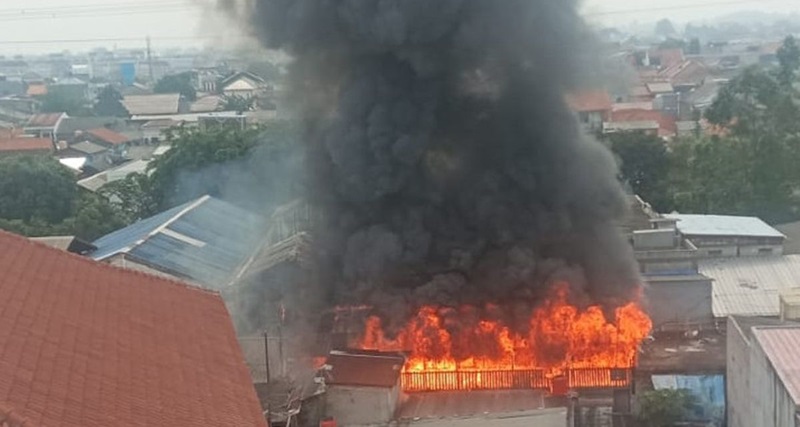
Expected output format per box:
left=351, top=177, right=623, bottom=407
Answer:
left=223, top=0, right=652, bottom=409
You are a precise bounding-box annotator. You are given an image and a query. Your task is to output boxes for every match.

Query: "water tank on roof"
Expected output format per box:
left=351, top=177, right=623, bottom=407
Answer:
left=780, top=290, right=800, bottom=321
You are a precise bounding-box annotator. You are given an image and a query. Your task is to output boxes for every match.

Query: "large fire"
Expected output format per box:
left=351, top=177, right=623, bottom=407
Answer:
left=354, top=282, right=652, bottom=392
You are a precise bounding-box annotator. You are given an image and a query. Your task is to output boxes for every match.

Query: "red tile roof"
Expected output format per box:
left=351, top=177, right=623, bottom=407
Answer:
left=26, top=84, right=47, bottom=97
left=87, top=127, right=129, bottom=145
left=0, top=137, right=53, bottom=153
left=0, top=231, right=267, bottom=427
left=655, top=48, right=685, bottom=69
left=611, top=109, right=677, bottom=137
left=565, top=90, right=613, bottom=113
left=26, top=113, right=64, bottom=128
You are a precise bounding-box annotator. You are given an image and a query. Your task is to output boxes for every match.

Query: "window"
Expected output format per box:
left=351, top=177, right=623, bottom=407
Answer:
left=758, top=248, right=773, bottom=255
left=707, top=249, right=723, bottom=256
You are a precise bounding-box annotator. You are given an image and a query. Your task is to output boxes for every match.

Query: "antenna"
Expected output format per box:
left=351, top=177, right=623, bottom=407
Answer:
left=146, top=35, right=154, bottom=83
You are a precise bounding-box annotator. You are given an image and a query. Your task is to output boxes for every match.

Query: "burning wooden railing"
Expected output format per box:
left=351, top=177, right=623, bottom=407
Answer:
left=401, top=367, right=632, bottom=392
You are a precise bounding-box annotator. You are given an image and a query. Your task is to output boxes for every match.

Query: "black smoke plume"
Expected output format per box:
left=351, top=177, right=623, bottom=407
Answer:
left=225, top=0, right=641, bottom=337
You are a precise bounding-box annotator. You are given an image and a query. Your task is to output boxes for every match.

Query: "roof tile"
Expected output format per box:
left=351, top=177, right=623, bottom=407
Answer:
left=0, top=231, right=266, bottom=427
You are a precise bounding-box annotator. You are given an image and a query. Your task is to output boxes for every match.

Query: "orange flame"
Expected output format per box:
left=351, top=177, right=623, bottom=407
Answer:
left=355, top=282, right=651, bottom=391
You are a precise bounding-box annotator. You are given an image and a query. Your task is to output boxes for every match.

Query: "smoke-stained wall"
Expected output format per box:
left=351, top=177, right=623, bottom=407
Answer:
left=223, top=0, right=641, bottom=337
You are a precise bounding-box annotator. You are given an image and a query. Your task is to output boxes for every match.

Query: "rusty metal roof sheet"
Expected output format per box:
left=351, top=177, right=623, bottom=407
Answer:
left=325, top=350, right=405, bottom=388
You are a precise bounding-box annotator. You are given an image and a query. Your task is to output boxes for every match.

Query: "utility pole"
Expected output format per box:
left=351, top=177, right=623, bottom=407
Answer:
left=146, top=36, right=154, bottom=83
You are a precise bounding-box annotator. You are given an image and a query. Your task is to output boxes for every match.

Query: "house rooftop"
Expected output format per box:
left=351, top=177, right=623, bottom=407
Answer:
left=87, top=127, right=129, bottom=145
left=91, top=195, right=265, bottom=289
left=77, top=159, right=150, bottom=192
left=646, top=82, right=674, bottom=94
left=122, top=93, right=180, bottom=116
left=752, top=326, right=800, bottom=405
left=69, top=140, right=107, bottom=155
left=603, top=120, right=660, bottom=132
left=26, top=112, right=65, bottom=128
left=0, top=230, right=267, bottom=427
left=699, top=255, right=800, bottom=317
left=565, top=90, right=612, bottom=112
left=0, top=137, right=52, bottom=153
left=665, top=214, right=784, bottom=238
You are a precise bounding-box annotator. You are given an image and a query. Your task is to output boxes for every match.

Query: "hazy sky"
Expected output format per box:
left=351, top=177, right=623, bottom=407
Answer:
left=0, top=0, right=798, bottom=55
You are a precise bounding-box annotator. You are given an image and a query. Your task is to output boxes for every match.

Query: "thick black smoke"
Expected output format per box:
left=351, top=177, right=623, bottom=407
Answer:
left=226, top=0, right=641, bottom=336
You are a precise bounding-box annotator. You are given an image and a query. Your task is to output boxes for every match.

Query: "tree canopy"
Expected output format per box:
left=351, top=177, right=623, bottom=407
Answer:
left=605, top=132, right=671, bottom=212
left=0, top=155, right=126, bottom=240
left=637, top=389, right=696, bottom=427
left=94, top=85, right=129, bottom=117
left=154, top=72, right=196, bottom=101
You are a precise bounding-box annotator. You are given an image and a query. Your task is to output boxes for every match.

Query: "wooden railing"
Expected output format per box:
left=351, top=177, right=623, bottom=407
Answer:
left=401, top=367, right=631, bottom=392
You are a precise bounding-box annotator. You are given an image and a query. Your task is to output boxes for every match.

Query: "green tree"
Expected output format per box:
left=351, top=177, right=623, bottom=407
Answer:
left=94, top=85, right=129, bottom=117
left=638, top=389, right=696, bottom=427
left=605, top=132, right=671, bottom=211
left=0, top=155, right=131, bottom=240
left=0, top=155, right=77, bottom=223
left=99, top=172, right=158, bottom=221
left=154, top=73, right=196, bottom=101
left=687, top=37, right=701, bottom=55
left=40, top=90, right=89, bottom=115
left=655, top=19, right=677, bottom=38
left=222, top=94, right=255, bottom=113
left=147, top=126, right=262, bottom=209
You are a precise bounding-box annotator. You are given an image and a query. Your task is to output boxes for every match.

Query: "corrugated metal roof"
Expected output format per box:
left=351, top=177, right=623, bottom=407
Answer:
left=91, top=196, right=264, bottom=289
left=666, top=214, right=785, bottom=238
left=752, top=327, right=800, bottom=405
left=123, top=94, right=180, bottom=115
left=699, top=255, right=800, bottom=317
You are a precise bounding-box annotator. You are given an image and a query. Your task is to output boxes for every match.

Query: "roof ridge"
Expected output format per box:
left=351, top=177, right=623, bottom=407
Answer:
left=4, top=230, right=222, bottom=299
left=112, top=196, right=211, bottom=257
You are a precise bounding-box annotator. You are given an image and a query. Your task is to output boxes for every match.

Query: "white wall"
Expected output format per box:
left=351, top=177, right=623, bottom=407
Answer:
left=726, top=317, right=752, bottom=427
left=750, top=335, right=796, bottom=427
left=326, top=385, right=398, bottom=426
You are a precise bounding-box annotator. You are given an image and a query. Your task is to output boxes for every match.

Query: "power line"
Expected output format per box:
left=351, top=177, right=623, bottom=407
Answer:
left=0, top=1, right=192, bottom=14
left=0, top=36, right=245, bottom=45
left=0, top=5, right=195, bottom=22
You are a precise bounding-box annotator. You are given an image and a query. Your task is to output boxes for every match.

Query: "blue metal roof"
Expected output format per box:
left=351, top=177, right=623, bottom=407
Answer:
left=92, top=196, right=265, bottom=289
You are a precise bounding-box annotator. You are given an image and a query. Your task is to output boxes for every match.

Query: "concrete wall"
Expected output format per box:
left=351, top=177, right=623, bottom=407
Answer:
left=726, top=317, right=751, bottom=427
left=645, top=279, right=713, bottom=329
left=750, top=337, right=796, bottom=427
left=738, top=244, right=783, bottom=257
left=326, top=385, right=398, bottom=426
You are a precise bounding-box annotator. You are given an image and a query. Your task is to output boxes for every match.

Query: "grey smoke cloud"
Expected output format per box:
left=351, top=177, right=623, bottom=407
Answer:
left=224, top=0, right=641, bottom=336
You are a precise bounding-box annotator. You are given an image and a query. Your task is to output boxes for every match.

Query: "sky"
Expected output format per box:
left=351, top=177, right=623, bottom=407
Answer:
left=0, top=0, right=798, bottom=55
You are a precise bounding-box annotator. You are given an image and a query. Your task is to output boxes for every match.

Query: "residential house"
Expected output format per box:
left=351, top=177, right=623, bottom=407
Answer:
left=603, top=120, right=660, bottom=136
left=61, top=141, right=111, bottom=172
left=727, top=317, right=800, bottom=427
left=0, top=231, right=267, bottom=427
left=665, top=214, right=785, bottom=257
left=25, top=82, right=47, bottom=98
left=0, top=59, right=28, bottom=77
left=199, top=111, right=247, bottom=131
left=565, top=90, right=613, bottom=132
left=651, top=48, right=685, bottom=69
left=631, top=220, right=714, bottom=331
left=191, top=94, right=223, bottom=113
left=85, top=127, right=130, bottom=160
left=122, top=93, right=185, bottom=118
left=55, top=116, right=127, bottom=144
left=605, top=108, right=677, bottom=138
left=91, top=195, right=266, bottom=289
left=679, top=80, right=723, bottom=121
left=140, top=118, right=182, bottom=143
left=324, top=350, right=406, bottom=426
left=660, top=60, right=709, bottom=92
left=0, top=136, right=54, bottom=157
left=220, top=71, right=269, bottom=99
left=24, top=112, right=67, bottom=138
